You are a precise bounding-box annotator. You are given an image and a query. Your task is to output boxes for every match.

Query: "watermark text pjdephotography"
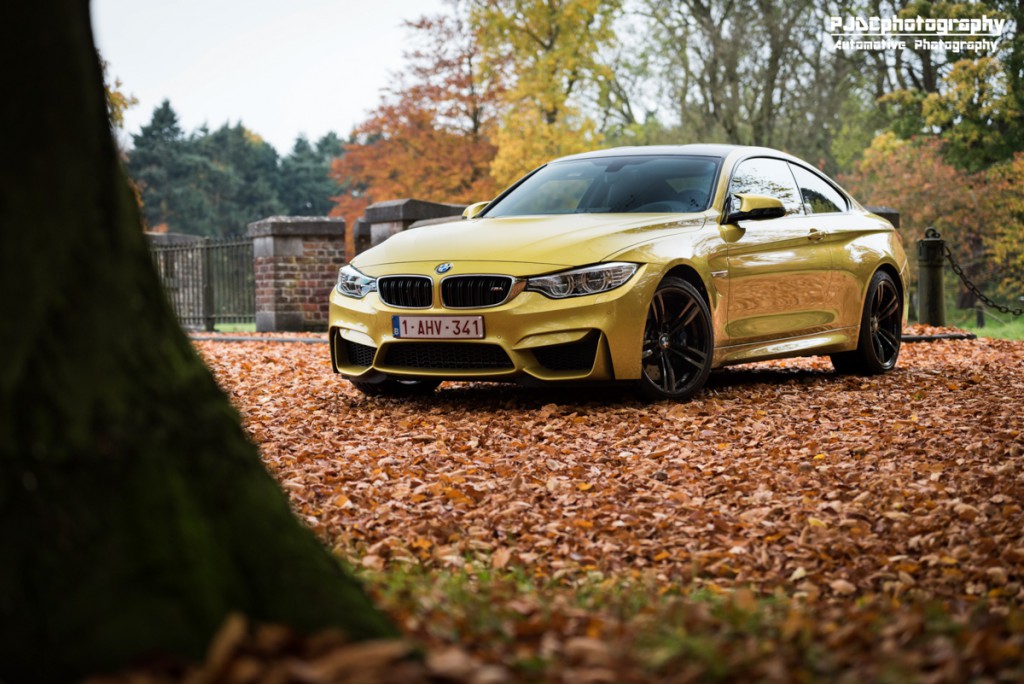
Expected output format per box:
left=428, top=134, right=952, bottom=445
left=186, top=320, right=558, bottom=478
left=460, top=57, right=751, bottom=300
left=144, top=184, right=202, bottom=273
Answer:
left=827, top=14, right=1006, bottom=53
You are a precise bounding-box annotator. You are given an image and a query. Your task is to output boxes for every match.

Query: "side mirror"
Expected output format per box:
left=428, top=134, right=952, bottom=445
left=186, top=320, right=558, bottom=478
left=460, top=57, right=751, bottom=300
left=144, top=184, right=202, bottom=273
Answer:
left=463, top=201, right=490, bottom=219
left=725, top=194, right=786, bottom=224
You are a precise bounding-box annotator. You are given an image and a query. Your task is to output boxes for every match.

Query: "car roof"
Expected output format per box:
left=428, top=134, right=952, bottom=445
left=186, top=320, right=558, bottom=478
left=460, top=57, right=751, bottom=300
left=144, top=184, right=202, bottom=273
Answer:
left=552, top=144, right=803, bottom=164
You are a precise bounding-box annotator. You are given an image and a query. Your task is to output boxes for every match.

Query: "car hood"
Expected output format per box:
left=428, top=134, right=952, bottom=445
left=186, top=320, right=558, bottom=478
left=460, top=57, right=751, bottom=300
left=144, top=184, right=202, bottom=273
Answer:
left=353, top=213, right=707, bottom=271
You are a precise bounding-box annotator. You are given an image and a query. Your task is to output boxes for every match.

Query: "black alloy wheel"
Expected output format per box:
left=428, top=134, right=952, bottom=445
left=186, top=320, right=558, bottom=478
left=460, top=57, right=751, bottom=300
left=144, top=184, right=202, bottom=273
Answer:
left=831, top=270, right=903, bottom=375
left=638, top=277, right=714, bottom=400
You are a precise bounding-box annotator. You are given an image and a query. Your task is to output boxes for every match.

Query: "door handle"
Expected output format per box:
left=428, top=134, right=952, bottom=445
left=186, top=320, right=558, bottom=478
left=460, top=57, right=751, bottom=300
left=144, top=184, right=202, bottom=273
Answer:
left=807, top=228, right=826, bottom=242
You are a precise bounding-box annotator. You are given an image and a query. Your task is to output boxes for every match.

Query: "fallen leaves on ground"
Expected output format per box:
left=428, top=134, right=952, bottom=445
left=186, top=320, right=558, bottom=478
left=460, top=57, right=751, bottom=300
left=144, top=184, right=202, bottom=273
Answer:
left=85, top=613, right=441, bottom=684
left=187, top=328, right=1023, bottom=682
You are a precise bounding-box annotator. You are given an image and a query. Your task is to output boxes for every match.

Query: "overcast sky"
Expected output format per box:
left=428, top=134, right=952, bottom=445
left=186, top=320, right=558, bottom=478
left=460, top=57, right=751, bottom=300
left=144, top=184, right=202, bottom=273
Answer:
left=91, top=0, right=446, bottom=154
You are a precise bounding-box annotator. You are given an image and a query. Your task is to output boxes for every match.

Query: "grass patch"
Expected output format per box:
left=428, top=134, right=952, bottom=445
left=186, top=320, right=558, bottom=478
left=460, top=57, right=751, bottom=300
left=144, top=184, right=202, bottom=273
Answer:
left=959, top=312, right=1024, bottom=340
left=214, top=322, right=257, bottom=333
left=350, top=561, right=1024, bottom=682
left=918, top=283, right=1024, bottom=339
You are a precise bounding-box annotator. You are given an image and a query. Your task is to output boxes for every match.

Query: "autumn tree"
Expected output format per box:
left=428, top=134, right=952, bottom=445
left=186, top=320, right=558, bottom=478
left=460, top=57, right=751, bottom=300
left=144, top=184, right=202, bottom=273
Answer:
left=994, top=0, right=1024, bottom=130
left=842, top=132, right=984, bottom=254
left=920, top=55, right=1022, bottom=172
left=861, top=0, right=1022, bottom=171
left=841, top=2, right=1024, bottom=302
left=0, top=1, right=394, bottom=680
left=331, top=5, right=502, bottom=236
left=859, top=1, right=982, bottom=103
left=842, top=133, right=1024, bottom=303
left=470, top=0, right=621, bottom=185
left=100, top=55, right=137, bottom=133
left=983, top=151, right=1024, bottom=298
left=632, top=0, right=863, bottom=171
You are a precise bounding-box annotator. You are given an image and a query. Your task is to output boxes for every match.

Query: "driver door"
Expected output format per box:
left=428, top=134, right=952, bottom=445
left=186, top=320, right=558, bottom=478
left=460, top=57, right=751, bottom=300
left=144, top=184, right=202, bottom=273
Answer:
left=723, top=157, right=834, bottom=346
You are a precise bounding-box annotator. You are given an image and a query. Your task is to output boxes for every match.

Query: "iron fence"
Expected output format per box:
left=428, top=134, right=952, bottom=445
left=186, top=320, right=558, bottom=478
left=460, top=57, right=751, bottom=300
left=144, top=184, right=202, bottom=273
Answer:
left=150, top=237, right=254, bottom=331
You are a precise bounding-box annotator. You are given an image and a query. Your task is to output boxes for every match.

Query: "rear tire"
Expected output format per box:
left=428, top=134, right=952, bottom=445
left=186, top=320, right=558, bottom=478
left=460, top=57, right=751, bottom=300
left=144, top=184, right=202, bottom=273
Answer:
left=350, top=377, right=442, bottom=397
left=637, top=277, right=713, bottom=400
left=830, top=270, right=902, bottom=375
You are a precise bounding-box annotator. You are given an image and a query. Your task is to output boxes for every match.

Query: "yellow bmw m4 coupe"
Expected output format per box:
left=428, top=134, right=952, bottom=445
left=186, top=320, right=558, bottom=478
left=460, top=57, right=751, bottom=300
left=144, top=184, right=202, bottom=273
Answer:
left=329, top=145, right=908, bottom=400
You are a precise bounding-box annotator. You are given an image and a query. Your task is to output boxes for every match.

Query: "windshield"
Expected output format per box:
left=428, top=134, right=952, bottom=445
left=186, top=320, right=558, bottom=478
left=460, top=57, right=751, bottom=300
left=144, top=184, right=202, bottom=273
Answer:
left=483, top=155, right=720, bottom=217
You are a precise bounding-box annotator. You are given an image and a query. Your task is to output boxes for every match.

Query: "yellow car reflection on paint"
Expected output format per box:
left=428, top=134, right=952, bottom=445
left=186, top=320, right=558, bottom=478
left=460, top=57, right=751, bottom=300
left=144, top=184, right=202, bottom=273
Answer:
left=329, top=145, right=908, bottom=400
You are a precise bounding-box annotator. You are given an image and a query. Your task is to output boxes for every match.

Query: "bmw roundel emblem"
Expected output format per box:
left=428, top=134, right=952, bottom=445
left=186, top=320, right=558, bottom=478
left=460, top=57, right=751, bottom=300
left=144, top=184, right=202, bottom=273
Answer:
left=435, top=262, right=453, bottom=274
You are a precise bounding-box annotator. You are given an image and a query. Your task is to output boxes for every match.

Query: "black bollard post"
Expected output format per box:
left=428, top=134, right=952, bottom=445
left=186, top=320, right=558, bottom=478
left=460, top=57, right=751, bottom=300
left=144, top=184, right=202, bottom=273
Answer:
left=917, top=228, right=946, bottom=326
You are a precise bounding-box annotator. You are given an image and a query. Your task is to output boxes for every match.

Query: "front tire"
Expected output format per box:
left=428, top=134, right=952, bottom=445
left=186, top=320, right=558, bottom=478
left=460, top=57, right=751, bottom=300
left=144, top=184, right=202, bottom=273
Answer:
left=830, top=270, right=902, bottom=375
left=350, top=377, right=442, bottom=397
left=637, top=277, right=713, bottom=400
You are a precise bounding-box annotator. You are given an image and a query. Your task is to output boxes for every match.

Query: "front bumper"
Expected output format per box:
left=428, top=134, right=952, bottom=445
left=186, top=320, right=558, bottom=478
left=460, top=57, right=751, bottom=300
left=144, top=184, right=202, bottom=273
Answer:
left=328, top=263, right=656, bottom=383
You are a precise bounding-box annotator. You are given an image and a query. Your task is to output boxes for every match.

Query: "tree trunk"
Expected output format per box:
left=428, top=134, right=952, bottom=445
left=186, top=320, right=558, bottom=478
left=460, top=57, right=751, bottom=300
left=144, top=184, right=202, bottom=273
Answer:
left=0, top=2, right=395, bottom=680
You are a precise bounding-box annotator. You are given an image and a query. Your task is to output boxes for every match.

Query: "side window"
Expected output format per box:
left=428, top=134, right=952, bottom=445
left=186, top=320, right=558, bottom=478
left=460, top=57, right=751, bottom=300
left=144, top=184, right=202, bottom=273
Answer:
left=728, top=157, right=803, bottom=215
left=789, top=164, right=848, bottom=214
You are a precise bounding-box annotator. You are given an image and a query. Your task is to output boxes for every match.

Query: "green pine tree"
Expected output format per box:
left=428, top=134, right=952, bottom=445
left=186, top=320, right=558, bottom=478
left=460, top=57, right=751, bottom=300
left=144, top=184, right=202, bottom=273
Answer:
left=278, top=134, right=341, bottom=215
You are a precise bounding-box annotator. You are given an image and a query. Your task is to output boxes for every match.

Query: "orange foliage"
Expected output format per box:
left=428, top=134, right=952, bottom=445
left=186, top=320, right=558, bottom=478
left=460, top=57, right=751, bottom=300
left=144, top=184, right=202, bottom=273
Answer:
left=841, top=133, right=1024, bottom=299
left=980, top=151, right=1024, bottom=296
left=841, top=133, right=981, bottom=249
left=331, top=12, right=502, bottom=234
left=332, top=106, right=497, bottom=204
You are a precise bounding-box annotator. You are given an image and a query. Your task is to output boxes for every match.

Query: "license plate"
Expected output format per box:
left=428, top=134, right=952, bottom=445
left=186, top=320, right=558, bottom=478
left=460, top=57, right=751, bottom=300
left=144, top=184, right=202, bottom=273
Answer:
left=392, top=315, right=484, bottom=339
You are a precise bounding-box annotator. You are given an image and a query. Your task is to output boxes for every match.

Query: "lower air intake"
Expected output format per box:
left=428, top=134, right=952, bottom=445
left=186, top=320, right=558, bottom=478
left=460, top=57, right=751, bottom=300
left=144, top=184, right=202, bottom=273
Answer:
left=345, top=340, right=376, bottom=367
left=381, top=343, right=513, bottom=370
left=532, top=333, right=600, bottom=371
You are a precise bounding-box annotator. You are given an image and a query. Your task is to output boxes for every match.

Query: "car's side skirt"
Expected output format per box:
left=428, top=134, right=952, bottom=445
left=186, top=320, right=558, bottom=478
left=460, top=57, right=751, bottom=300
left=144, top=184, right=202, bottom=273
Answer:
left=712, top=326, right=859, bottom=367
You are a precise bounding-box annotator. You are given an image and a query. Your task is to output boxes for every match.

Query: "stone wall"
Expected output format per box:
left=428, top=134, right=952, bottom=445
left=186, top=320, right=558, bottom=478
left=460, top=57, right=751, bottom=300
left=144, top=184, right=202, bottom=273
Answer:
left=247, top=216, right=346, bottom=332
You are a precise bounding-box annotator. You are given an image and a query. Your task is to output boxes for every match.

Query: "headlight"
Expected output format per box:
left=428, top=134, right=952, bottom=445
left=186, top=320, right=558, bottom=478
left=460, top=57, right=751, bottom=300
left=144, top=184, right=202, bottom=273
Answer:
left=336, top=265, right=377, bottom=298
left=526, top=262, right=638, bottom=299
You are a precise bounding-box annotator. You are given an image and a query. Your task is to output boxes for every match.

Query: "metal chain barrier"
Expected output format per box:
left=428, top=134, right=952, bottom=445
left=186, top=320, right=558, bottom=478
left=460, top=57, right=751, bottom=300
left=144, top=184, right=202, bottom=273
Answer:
left=925, top=227, right=1024, bottom=317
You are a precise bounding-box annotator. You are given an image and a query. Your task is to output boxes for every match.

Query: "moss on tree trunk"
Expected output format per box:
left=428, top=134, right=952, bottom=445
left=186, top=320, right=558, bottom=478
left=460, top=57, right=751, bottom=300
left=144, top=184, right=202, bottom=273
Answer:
left=0, top=2, right=395, bottom=680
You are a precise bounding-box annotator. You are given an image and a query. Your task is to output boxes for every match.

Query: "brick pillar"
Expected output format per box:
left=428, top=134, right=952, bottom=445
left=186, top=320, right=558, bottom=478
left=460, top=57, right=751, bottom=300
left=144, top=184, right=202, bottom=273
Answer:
left=247, top=216, right=346, bottom=332
left=353, top=216, right=371, bottom=256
